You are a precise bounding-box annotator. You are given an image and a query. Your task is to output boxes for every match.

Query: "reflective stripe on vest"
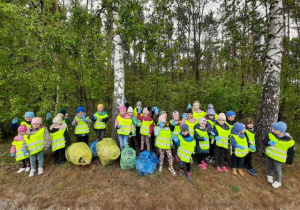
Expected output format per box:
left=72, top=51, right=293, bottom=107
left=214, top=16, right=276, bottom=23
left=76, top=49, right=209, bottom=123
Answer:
left=50, top=128, right=66, bottom=152
left=246, top=129, right=256, bottom=152
left=134, top=108, right=143, bottom=127
left=24, top=128, right=45, bottom=155
left=75, top=117, right=90, bottom=134
left=170, top=120, right=181, bottom=136
left=192, top=110, right=206, bottom=121
left=155, top=128, right=172, bottom=150
left=185, top=120, right=197, bottom=137
left=21, top=121, right=31, bottom=129
left=265, top=133, right=295, bottom=163
left=12, top=140, right=29, bottom=161
left=215, top=125, right=230, bottom=149
left=140, top=120, right=153, bottom=135
left=117, top=115, right=132, bottom=135
left=195, top=128, right=210, bottom=150
left=177, top=135, right=195, bottom=163
left=94, top=113, right=108, bottom=129
left=231, top=134, right=249, bottom=158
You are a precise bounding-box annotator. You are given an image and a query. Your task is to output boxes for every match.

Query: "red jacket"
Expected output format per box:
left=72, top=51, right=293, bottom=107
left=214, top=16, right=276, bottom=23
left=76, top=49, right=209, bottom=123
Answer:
left=137, top=113, right=154, bottom=135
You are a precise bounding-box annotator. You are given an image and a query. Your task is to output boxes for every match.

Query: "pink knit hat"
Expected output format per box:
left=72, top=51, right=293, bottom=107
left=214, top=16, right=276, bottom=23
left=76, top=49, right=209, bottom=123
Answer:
left=218, top=113, right=226, bottom=121
left=18, top=125, right=27, bottom=133
left=143, top=108, right=149, bottom=115
left=119, top=105, right=126, bottom=111
left=31, top=117, right=42, bottom=125
left=158, top=115, right=166, bottom=123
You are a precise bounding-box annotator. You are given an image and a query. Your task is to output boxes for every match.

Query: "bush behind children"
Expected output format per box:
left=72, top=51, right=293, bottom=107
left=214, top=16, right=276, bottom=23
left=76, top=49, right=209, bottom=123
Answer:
left=10, top=102, right=295, bottom=189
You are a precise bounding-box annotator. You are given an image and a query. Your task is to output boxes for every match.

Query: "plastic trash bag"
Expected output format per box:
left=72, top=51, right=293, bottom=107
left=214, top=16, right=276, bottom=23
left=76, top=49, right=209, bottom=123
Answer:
left=89, top=140, right=99, bottom=157
left=135, top=151, right=159, bottom=176
left=96, top=138, right=120, bottom=166
left=65, top=142, right=92, bottom=165
left=120, top=143, right=136, bottom=170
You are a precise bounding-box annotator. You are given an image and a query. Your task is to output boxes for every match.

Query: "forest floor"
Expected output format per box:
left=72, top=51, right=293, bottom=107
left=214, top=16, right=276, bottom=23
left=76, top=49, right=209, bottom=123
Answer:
left=0, top=133, right=299, bottom=210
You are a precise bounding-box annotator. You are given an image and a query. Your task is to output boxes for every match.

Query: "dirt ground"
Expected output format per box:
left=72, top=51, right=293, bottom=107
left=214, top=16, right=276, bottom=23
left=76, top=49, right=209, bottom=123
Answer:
left=0, top=142, right=299, bottom=210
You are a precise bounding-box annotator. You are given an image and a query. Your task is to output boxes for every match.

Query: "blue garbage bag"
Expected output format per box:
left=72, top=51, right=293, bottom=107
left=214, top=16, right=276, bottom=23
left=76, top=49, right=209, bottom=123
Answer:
left=135, top=151, right=159, bottom=176
left=89, top=140, right=99, bottom=157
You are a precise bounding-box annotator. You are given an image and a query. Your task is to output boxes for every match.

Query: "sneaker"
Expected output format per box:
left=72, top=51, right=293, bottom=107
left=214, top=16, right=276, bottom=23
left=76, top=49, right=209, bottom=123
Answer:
left=168, top=167, right=176, bottom=176
left=25, top=167, right=30, bottom=172
left=17, top=168, right=26, bottom=173
left=216, top=167, right=222, bottom=172
left=205, top=156, right=211, bottom=162
left=272, top=181, right=281, bottom=188
left=248, top=168, right=257, bottom=176
left=178, top=169, right=184, bottom=176
left=158, top=165, right=163, bottom=173
left=29, top=169, right=36, bottom=177
left=201, top=160, right=207, bottom=167
left=267, top=175, right=273, bottom=183
left=207, top=157, right=214, bottom=164
left=38, top=167, right=43, bottom=175
left=175, top=156, right=180, bottom=163
left=187, top=172, right=192, bottom=181
left=198, top=164, right=207, bottom=170
left=222, top=166, right=228, bottom=172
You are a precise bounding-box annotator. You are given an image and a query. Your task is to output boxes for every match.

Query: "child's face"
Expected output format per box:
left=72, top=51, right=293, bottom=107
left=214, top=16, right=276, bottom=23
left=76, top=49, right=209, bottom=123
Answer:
left=272, top=129, right=284, bottom=136
left=173, top=114, right=179, bottom=121
left=18, top=132, right=26, bottom=136
left=53, top=123, right=61, bottom=127
left=182, top=130, right=188, bottom=136
left=193, top=103, right=200, bottom=110
left=227, top=116, right=235, bottom=121
left=128, top=112, right=133, bottom=117
left=120, top=110, right=126, bottom=116
left=246, top=123, right=254, bottom=129
left=98, top=107, right=103, bottom=112
left=187, top=113, right=193, bottom=119
left=32, top=123, right=40, bottom=129
left=208, top=115, right=215, bottom=120
left=79, top=111, right=85, bottom=116
left=25, top=117, right=32, bottom=122
left=200, top=122, right=206, bottom=128
left=136, top=105, right=141, bottom=110
left=218, top=119, right=225, bottom=125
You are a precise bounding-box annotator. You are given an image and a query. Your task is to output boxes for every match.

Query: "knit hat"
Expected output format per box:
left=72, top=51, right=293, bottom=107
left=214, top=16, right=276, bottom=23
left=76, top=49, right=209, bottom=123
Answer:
left=232, top=123, right=245, bottom=134
left=244, top=117, right=254, bottom=125
left=53, top=115, right=63, bottom=124
left=181, top=124, right=189, bottom=131
left=186, top=108, right=193, bottom=114
left=226, top=111, right=236, bottom=117
left=24, top=111, right=35, bottom=118
left=159, top=110, right=166, bottom=116
left=207, top=103, right=214, bottom=109
left=199, top=118, right=207, bottom=124
left=31, top=117, right=42, bottom=125
left=143, top=107, right=149, bottom=115
left=77, top=106, right=85, bottom=113
left=272, top=121, right=287, bottom=133
left=119, top=105, right=126, bottom=111
left=97, top=104, right=104, bottom=109
left=207, top=109, right=216, bottom=116
left=172, top=111, right=179, bottom=117
left=218, top=113, right=226, bottom=121
left=57, top=113, right=64, bottom=118
left=127, top=106, right=134, bottom=113
left=158, top=115, right=166, bottom=123
left=59, top=108, right=67, bottom=115
left=18, top=125, right=27, bottom=133
left=136, top=101, right=142, bottom=107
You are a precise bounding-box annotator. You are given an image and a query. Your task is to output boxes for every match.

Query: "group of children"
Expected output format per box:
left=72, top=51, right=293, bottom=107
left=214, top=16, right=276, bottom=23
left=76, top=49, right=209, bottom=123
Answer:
left=9, top=101, right=295, bottom=188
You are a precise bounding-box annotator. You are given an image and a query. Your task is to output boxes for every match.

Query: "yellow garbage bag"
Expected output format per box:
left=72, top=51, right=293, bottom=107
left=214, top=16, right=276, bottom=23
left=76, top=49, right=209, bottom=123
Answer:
left=96, top=138, right=120, bottom=166
left=65, top=142, right=92, bottom=165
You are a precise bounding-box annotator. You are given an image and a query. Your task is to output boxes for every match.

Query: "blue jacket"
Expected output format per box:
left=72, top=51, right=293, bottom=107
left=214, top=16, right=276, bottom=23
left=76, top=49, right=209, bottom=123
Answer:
left=175, top=132, right=193, bottom=147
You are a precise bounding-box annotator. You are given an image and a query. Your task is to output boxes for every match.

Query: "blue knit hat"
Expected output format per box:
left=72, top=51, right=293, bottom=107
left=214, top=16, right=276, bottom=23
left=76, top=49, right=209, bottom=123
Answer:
left=24, top=111, right=35, bottom=118
left=181, top=124, right=189, bottom=131
left=77, top=106, right=85, bottom=113
left=226, top=110, right=236, bottom=117
left=272, top=121, right=287, bottom=133
left=231, top=123, right=245, bottom=134
left=207, top=109, right=216, bottom=116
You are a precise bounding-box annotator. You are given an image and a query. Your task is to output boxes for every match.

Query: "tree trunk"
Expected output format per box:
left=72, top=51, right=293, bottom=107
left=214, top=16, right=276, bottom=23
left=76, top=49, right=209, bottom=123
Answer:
left=255, top=0, right=284, bottom=155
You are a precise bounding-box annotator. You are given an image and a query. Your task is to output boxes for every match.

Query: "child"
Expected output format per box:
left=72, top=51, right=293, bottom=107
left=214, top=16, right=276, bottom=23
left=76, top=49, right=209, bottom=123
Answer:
left=134, top=101, right=143, bottom=148
left=127, top=106, right=138, bottom=150
left=181, top=108, right=197, bottom=138
left=175, top=124, right=195, bottom=181
left=212, top=113, right=230, bottom=172
left=169, top=111, right=181, bottom=161
left=59, top=108, right=71, bottom=125
left=194, top=118, right=210, bottom=170
left=225, top=111, right=236, bottom=130
left=10, top=125, right=30, bottom=173
left=191, top=101, right=206, bottom=122
left=137, top=108, right=154, bottom=151
left=45, top=113, right=52, bottom=128
left=206, top=104, right=218, bottom=120
left=50, top=115, right=71, bottom=165
left=205, top=109, right=217, bottom=163
left=11, top=111, right=35, bottom=131
left=93, top=104, right=109, bottom=140
left=264, top=121, right=295, bottom=188
left=115, top=105, right=134, bottom=151
left=72, top=106, right=92, bottom=145
left=243, top=118, right=257, bottom=175
left=155, top=115, right=176, bottom=176
left=230, top=123, right=249, bottom=176
left=22, top=117, right=51, bottom=177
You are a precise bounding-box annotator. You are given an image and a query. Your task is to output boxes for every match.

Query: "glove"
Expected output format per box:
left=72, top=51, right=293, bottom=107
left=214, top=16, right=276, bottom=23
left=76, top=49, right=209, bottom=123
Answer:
left=182, top=113, right=187, bottom=119
left=159, top=121, right=163, bottom=128
left=11, top=153, right=15, bottom=157
left=203, top=137, right=209, bottom=141
left=172, top=135, right=179, bottom=143
left=138, top=108, right=142, bottom=113
left=210, top=131, right=216, bottom=136
left=188, top=103, right=192, bottom=109
left=155, top=108, right=159, bottom=115
left=93, top=114, right=97, bottom=120
left=23, top=150, right=28, bottom=155
left=46, top=113, right=51, bottom=118
left=117, top=125, right=122, bottom=129
left=249, top=145, right=256, bottom=152
left=82, top=116, right=86, bottom=122
left=214, top=136, right=220, bottom=142
left=236, top=144, right=245, bottom=150
left=12, top=117, right=18, bottom=124
left=268, top=141, right=276, bottom=146
left=123, top=97, right=127, bottom=103
left=152, top=107, right=157, bottom=112
left=172, top=120, right=175, bottom=126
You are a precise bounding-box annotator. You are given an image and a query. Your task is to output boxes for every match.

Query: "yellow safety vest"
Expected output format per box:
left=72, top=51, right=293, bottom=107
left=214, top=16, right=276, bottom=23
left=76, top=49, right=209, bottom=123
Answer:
left=231, top=134, right=249, bottom=157
left=265, top=133, right=295, bottom=163
left=193, top=110, right=207, bottom=121
left=225, top=121, right=234, bottom=130
left=134, top=108, right=144, bottom=127
left=140, top=120, right=153, bottom=136
left=21, top=121, right=31, bottom=129
left=246, top=129, right=256, bottom=152
left=185, top=120, right=197, bottom=137
left=50, top=128, right=66, bottom=152
left=24, top=128, right=45, bottom=155
left=12, top=139, right=29, bottom=161
left=170, top=120, right=181, bottom=136
left=117, top=115, right=132, bottom=136
left=195, top=128, right=210, bottom=150
left=155, top=128, right=172, bottom=150
left=177, top=135, right=196, bottom=163
left=207, top=119, right=216, bottom=128
left=215, top=124, right=231, bottom=149
left=94, top=113, right=108, bottom=129
left=74, top=116, right=90, bottom=134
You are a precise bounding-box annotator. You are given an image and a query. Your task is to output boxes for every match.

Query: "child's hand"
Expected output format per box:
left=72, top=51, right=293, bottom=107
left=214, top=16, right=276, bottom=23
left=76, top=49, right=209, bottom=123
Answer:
left=76, top=120, right=81, bottom=123
left=188, top=103, right=192, bottom=109
left=12, top=117, right=18, bottom=124
left=182, top=113, right=187, bottom=119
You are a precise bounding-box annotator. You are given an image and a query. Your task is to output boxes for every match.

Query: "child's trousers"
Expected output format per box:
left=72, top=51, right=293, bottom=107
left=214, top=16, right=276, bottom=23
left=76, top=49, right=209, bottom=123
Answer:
left=95, top=129, right=106, bottom=140
left=158, top=148, right=174, bottom=169
left=243, top=152, right=253, bottom=169
left=118, top=134, right=129, bottom=151
left=30, top=150, right=44, bottom=170
left=141, top=135, right=150, bottom=151
left=231, top=153, right=243, bottom=168
left=267, top=156, right=283, bottom=182
left=180, top=160, right=191, bottom=172
left=214, top=146, right=226, bottom=167
left=54, top=148, right=66, bottom=164
left=21, top=158, right=30, bottom=168
left=77, top=135, right=89, bottom=145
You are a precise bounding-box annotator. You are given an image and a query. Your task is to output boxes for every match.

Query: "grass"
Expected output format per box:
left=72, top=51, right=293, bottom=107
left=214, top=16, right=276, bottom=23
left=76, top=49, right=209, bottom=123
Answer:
left=229, top=184, right=240, bottom=193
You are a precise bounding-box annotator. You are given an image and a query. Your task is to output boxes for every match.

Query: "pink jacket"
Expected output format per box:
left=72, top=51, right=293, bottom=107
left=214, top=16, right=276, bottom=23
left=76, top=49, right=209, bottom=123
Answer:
left=10, top=135, right=24, bottom=154
left=115, top=114, right=134, bottom=133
